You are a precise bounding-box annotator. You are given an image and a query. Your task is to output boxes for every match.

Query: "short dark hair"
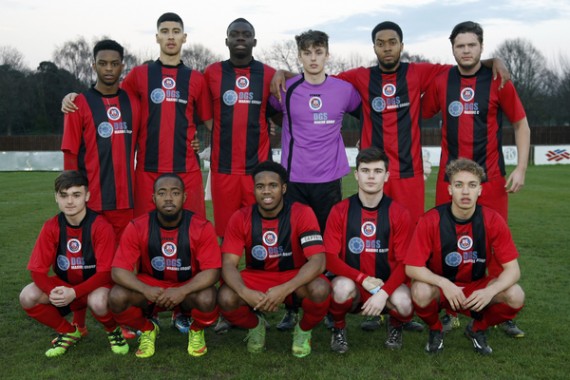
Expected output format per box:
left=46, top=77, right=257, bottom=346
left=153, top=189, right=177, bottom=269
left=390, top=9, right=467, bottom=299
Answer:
left=449, top=21, right=483, bottom=45
left=153, top=173, right=185, bottom=192
left=371, top=21, right=403, bottom=43
left=157, top=12, right=184, bottom=29
left=445, top=158, right=486, bottom=182
left=252, top=161, right=288, bottom=184
left=54, top=170, right=88, bottom=192
left=295, top=30, right=329, bottom=52
left=93, top=39, right=124, bottom=60
left=227, top=18, right=255, bottom=36
left=356, top=147, right=389, bottom=170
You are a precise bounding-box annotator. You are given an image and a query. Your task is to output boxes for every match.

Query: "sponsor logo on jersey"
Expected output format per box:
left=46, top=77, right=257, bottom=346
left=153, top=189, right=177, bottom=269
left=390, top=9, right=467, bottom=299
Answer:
left=309, top=96, right=323, bottom=111
left=236, top=76, right=250, bottom=89
left=448, top=100, right=464, bottom=117
left=382, top=83, right=397, bottom=97
left=458, top=235, right=473, bottom=250
left=460, top=87, right=475, bottom=102
left=445, top=251, right=462, bottom=267
left=162, top=77, right=176, bottom=90
left=97, top=122, right=114, bottom=138
left=223, top=90, right=238, bottom=106
left=348, top=237, right=365, bottom=254
left=151, top=88, right=166, bottom=104
left=107, top=106, right=121, bottom=121
left=371, top=97, right=386, bottom=112
left=67, top=238, right=82, bottom=254
left=361, top=221, right=376, bottom=237
left=252, top=245, right=268, bottom=261
left=162, top=242, right=177, bottom=257
left=263, top=231, right=278, bottom=246
left=57, top=256, right=70, bottom=271
left=151, top=256, right=165, bottom=271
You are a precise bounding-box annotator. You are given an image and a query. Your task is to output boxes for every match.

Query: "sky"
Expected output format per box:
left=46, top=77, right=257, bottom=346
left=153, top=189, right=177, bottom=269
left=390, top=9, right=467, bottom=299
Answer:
left=1, top=0, right=569, bottom=70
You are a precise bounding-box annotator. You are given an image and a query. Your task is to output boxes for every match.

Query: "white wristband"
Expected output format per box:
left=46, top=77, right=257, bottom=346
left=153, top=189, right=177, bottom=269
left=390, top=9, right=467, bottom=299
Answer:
left=369, top=285, right=381, bottom=295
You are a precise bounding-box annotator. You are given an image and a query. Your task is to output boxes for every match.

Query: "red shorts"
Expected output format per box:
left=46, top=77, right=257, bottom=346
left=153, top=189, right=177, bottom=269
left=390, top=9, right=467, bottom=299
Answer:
left=134, top=170, right=205, bottom=218
left=100, top=209, right=133, bottom=243
left=45, top=276, right=111, bottom=316
left=438, top=276, right=494, bottom=315
left=211, top=172, right=255, bottom=237
left=136, top=273, right=187, bottom=289
left=436, top=173, right=508, bottom=221
left=384, top=174, right=425, bottom=224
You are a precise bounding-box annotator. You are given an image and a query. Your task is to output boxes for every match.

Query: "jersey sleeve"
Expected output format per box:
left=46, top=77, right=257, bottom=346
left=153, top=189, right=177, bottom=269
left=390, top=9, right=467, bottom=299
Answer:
left=27, top=218, right=58, bottom=274
left=390, top=204, right=414, bottom=263
left=295, top=204, right=325, bottom=258
left=415, top=62, right=452, bottom=93
left=488, top=210, right=519, bottom=265
left=113, top=220, right=142, bottom=271
left=192, top=71, right=213, bottom=122
left=91, top=217, right=116, bottom=273
left=120, top=68, right=138, bottom=96
left=404, top=212, right=436, bottom=267
left=192, top=219, right=222, bottom=272
left=497, top=79, right=526, bottom=123
left=268, top=94, right=283, bottom=112
left=421, top=77, right=443, bottom=119
left=221, top=209, right=247, bottom=257
left=345, top=83, right=362, bottom=113
left=61, top=95, right=86, bottom=156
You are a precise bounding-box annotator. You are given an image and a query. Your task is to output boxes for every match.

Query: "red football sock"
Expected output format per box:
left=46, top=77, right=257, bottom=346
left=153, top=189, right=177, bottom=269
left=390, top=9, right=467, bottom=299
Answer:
left=92, top=311, right=119, bottom=332
left=300, top=296, right=330, bottom=331
left=474, top=303, right=523, bottom=331
left=388, top=308, right=412, bottom=326
left=221, top=305, right=258, bottom=329
left=112, top=306, right=153, bottom=332
left=24, top=304, right=75, bottom=334
left=413, top=299, right=442, bottom=331
left=329, top=298, right=352, bottom=329
left=191, top=306, right=220, bottom=330
left=72, top=308, right=87, bottom=328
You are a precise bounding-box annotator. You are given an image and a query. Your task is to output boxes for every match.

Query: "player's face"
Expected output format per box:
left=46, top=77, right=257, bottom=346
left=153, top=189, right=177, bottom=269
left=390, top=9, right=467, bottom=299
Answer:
left=298, top=45, right=328, bottom=76
left=153, top=177, right=187, bottom=222
left=93, top=50, right=124, bottom=87
left=226, top=21, right=257, bottom=60
left=156, top=21, right=187, bottom=56
left=355, top=160, right=389, bottom=195
left=448, top=171, right=482, bottom=213
left=55, top=186, right=89, bottom=220
left=452, top=32, right=483, bottom=72
left=254, top=171, right=286, bottom=217
left=373, top=29, right=403, bottom=71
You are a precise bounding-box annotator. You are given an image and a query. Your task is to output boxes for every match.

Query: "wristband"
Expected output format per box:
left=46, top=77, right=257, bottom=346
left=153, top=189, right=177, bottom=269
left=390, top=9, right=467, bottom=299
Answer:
left=369, top=285, right=381, bottom=295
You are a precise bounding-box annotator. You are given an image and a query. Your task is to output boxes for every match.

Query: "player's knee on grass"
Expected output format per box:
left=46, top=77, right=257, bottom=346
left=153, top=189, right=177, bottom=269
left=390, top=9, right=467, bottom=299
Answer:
left=410, top=281, right=438, bottom=308
left=19, top=283, right=46, bottom=308
left=87, top=287, right=110, bottom=316
left=331, top=276, right=357, bottom=303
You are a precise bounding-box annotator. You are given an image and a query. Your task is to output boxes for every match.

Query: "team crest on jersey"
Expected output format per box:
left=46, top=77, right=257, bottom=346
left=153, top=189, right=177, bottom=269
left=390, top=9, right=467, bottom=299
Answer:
left=382, top=83, right=397, bottom=97
left=361, top=222, right=376, bottom=237
left=348, top=237, right=365, bottom=254
left=162, top=242, right=177, bottom=257
left=151, top=256, right=165, bottom=271
left=309, top=96, right=323, bottom=111
left=162, top=77, right=176, bottom=89
left=107, top=106, right=121, bottom=121
left=97, top=122, right=113, bottom=138
left=445, top=251, right=462, bottom=267
left=371, top=97, right=386, bottom=112
left=236, top=76, right=250, bottom=89
left=263, top=231, right=278, bottom=246
left=252, top=245, right=268, bottom=261
left=457, top=235, right=473, bottom=250
left=448, top=101, right=464, bottom=117
left=151, top=88, right=166, bottom=104
left=460, top=87, right=475, bottom=102
left=223, top=90, right=238, bottom=106
left=57, top=256, right=70, bottom=271
left=67, top=238, right=82, bottom=254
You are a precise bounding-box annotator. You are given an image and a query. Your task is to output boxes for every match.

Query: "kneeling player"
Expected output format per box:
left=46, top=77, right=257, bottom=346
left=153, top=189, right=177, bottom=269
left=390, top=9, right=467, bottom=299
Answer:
left=218, top=161, right=330, bottom=358
left=20, top=171, right=128, bottom=357
left=108, top=174, right=221, bottom=358
left=405, top=158, right=525, bottom=355
left=325, top=147, right=415, bottom=353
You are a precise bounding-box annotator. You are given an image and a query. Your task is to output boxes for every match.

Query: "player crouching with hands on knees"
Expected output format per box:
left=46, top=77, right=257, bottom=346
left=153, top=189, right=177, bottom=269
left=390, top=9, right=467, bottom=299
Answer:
left=405, top=158, right=525, bottom=355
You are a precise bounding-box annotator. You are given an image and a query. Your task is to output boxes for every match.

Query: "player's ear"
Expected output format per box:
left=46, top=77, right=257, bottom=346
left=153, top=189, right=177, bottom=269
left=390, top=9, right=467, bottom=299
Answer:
left=282, top=183, right=287, bottom=195
left=448, top=184, right=452, bottom=196
left=183, top=191, right=188, bottom=204
left=384, top=170, right=390, bottom=183
left=85, top=190, right=91, bottom=202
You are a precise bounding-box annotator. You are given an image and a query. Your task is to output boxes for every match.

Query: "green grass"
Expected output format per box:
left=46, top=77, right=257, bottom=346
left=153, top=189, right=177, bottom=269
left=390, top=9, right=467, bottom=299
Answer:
left=1, top=166, right=569, bottom=379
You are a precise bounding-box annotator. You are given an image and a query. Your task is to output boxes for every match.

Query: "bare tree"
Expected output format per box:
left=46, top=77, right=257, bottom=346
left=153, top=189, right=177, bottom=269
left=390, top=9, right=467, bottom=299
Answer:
left=259, top=40, right=302, bottom=73
left=181, top=44, right=223, bottom=72
left=401, top=51, right=430, bottom=63
left=0, top=46, right=28, bottom=71
left=53, top=37, right=93, bottom=85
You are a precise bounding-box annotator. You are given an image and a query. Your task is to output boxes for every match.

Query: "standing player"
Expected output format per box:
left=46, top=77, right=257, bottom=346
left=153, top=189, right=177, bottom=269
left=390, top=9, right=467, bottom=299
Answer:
left=325, top=147, right=414, bottom=353
left=421, top=21, right=530, bottom=336
left=108, top=174, right=221, bottom=358
left=405, top=158, right=525, bottom=355
left=19, top=171, right=128, bottom=357
left=217, top=161, right=330, bottom=358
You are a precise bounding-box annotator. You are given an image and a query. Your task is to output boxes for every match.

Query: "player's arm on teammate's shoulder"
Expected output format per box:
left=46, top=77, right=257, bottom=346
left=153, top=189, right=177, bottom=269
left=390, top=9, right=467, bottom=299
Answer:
left=481, top=57, right=510, bottom=89
left=506, top=117, right=530, bottom=193
left=61, top=93, right=79, bottom=113
left=270, top=70, right=296, bottom=101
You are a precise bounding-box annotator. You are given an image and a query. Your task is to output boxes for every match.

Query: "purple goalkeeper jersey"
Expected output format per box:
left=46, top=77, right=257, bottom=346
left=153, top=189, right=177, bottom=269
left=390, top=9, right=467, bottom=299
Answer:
left=270, top=75, right=361, bottom=183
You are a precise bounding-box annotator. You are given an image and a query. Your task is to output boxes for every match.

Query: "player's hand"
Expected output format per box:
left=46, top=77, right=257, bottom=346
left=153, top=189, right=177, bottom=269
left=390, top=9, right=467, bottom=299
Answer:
left=156, top=287, right=185, bottom=309
left=268, top=119, right=277, bottom=136
left=440, top=281, right=465, bottom=311
left=270, top=70, right=287, bottom=102
left=463, top=288, right=494, bottom=312
left=256, top=285, right=288, bottom=312
left=61, top=93, right=79, bottom=113
left=492, top=58, right=511, bottom=90
left=361, top=289, right=389, bottom=316
left=505, top=166, right=526, bottom=193
left=242, top=288, right=266, bottom=310
left=143, top=286, right=164, bottom=303
left=362, top=276, right=384, bottom=292
left=49, top=286, right=76, bottom=307
left=190, top=137, right=200, bottom=153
